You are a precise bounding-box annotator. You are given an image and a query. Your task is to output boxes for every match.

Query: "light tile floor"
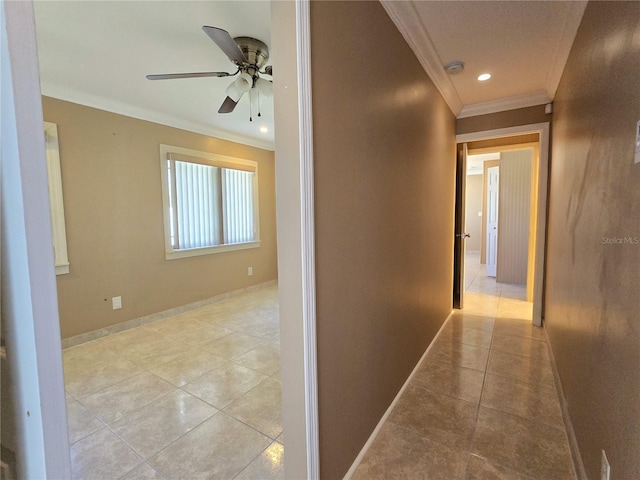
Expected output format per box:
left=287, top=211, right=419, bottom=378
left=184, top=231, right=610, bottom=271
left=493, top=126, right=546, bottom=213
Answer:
left=353, top=252, right=576, bottom=479
left=63, top=285, right=284, bottom=480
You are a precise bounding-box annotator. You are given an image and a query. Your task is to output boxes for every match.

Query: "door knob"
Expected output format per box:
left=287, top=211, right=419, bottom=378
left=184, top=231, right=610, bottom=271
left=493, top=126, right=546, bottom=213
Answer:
left=456, top=233, right=471, bottom=238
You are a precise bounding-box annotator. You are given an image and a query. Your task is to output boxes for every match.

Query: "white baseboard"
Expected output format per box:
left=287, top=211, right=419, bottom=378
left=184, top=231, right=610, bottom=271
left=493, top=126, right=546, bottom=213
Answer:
left=544, top=324, right=587, bottom=480
left=61, top=280, right=278, bottom=349
left=342, top=310, right=455, bottom=480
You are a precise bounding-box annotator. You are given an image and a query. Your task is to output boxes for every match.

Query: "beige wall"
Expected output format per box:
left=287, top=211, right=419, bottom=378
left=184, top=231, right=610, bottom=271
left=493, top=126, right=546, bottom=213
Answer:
left=465, top=174, right=483, bottom=252
left=311, top=2, right=456, bottom=478
left=545, top=2, right=640, bottom=479
left=42, top=97, right=278, bottom=339
left=496, top=150, right=532, bottom=284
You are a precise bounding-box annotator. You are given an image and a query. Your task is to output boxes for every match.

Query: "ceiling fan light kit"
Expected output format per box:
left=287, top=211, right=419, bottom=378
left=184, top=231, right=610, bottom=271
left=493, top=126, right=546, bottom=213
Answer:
left=256, top=77, right=273, bottom=97
left=225, top=80, right=245, bottom=103
left=236, top=72, right=254, bottom=93
left=146, top=26, right=273, bottom=120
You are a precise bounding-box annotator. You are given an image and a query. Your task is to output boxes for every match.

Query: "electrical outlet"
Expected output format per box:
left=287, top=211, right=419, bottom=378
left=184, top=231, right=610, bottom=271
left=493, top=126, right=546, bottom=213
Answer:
left=112, top=296, right=122, bottom=310
left=248, top=266, right=253, bottom=276
left=601, top=450, right=610, bottom=480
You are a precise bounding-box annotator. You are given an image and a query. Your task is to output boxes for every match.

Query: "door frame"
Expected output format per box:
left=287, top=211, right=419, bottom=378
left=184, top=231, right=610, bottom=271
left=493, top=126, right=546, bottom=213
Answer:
left=453, top=143, right=468, bottom=309
left=5, top=0, right=319, bottom=478
left=456, top=123, right=550, bottom=327
left=271, top=1, right=319, bottom=478
left=1, top=1, right=71, bottom=477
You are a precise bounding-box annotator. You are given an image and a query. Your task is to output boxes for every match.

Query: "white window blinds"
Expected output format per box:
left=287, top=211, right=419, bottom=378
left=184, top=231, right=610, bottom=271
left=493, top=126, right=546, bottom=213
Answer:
left=172, top=160, right=221, bottom=249
left=223, top=168, right=256, bottom=245
left=162, top=146, right=259, bottom=258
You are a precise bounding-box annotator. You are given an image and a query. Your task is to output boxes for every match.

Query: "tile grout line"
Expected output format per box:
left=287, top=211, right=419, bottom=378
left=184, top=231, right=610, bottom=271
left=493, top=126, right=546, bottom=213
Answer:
left=67, top=345, right=276, bottom=410
left=216, top=410, right=283, bottom=443
left=342, top=310, right=457, bottom=479
left=65, top=289, right=284, bottom=479
left=468, top=276, right=565, bottom=479
left=462, top=269, right=529, bottom=478
left=464, top=316, right=494, bottom=479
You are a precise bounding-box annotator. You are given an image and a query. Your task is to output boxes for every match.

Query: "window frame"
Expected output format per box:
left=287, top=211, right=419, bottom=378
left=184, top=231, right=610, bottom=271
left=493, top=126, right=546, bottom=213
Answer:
left=159, top=144, right=260, bottom=260
left=44, top=122, right=70, bottom=275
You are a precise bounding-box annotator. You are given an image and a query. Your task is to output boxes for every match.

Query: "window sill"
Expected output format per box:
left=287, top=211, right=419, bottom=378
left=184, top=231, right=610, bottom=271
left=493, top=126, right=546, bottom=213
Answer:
left=165, top=241, right=261, bottom=260
left=55, top=263, right=70, bottom=275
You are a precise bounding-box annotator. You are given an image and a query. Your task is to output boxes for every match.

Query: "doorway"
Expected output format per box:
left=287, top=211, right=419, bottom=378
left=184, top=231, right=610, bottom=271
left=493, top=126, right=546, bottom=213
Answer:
left=2, top=1, right=316, bottom=478
left=454, top=123, right=550, bottom=327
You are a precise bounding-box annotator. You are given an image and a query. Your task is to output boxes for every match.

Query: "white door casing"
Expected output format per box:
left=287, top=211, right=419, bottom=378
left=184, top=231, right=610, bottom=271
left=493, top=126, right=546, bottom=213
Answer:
left=457, top=123, right=550, bottom=327
left=1, top=0, right=71, bottom=477
left=4, top=1, right=318, bottom=479
left=271, top=1, right=319, bottom=478
left=454, top=143, right=468, bottom=308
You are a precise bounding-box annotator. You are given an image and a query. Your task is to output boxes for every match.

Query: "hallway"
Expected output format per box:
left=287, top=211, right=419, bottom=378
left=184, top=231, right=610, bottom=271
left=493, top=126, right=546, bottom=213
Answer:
left=352, top=253, right=575, bottom=479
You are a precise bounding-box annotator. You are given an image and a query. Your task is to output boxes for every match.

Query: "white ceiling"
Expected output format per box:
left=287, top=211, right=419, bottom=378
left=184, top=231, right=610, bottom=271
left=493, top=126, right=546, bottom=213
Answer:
left=34, top=1, right=274, bottom=150
left=382, top=0, right=587, bottom=117
left=34, top=1, right=588, bottom=150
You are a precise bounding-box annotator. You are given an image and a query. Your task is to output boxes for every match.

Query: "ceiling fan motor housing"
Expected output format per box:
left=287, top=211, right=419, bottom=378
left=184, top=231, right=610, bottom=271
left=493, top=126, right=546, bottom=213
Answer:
left=146, top=27, right=271, bottom=115
left=234, top=37, right=269, bottom=70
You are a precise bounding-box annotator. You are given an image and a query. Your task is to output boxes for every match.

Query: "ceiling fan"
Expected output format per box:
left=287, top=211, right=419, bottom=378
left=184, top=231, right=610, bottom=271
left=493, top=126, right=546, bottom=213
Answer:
left=146, top=26, right=273, bottom=119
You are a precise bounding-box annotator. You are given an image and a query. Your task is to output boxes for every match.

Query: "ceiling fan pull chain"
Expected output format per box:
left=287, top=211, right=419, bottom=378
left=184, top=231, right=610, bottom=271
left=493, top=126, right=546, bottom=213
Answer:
left=249, top=88, right=253, bottom=122
left=258, top=91, right=262, bottom=118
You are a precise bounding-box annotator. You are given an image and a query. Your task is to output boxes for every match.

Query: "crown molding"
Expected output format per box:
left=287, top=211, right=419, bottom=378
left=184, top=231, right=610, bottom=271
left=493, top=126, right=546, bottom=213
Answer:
left=40, top=82, right=275, bottom=151
left=544, top=0, right=588, bottom=99
left=457, top=91, right=551, bottom=119
left=380, top=0, right=463, bottom=116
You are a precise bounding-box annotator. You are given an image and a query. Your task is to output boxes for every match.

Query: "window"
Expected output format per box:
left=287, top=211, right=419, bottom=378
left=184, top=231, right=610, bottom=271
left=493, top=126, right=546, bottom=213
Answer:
left=44, top=122, right=70, bottom=274
left=160, top=145, right=260, bottom=259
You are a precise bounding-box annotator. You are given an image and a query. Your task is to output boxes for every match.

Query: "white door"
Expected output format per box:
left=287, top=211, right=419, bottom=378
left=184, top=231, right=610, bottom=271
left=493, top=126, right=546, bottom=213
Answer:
left=486, top=166, right=499, bottom=277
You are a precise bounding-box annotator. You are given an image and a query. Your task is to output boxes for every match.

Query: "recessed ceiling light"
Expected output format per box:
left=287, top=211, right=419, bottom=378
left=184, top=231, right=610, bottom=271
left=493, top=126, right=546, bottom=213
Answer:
left=477, top=73, right=491, bottom=81
left=259, top=126, right=268, bottom=133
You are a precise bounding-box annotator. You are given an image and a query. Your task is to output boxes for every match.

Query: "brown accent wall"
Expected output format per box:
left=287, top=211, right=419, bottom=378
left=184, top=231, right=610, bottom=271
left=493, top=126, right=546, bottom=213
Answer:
left=457, top=105, right=550, bottom=135
left=311, top=2, right=456, bottom=478
left=545, top=2, right=640, bottom=479
left=42, top=97, right=277, bottom=339
left=467, top=133, right=539, bottom=152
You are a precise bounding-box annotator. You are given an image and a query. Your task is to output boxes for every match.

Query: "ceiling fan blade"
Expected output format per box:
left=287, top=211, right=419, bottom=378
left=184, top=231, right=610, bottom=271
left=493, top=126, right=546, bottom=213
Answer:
left=218, top=95, right=240, bottom=114
left=202, top=26, right=247, bottom=66
left=146, top=72, right=232, bottom=80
